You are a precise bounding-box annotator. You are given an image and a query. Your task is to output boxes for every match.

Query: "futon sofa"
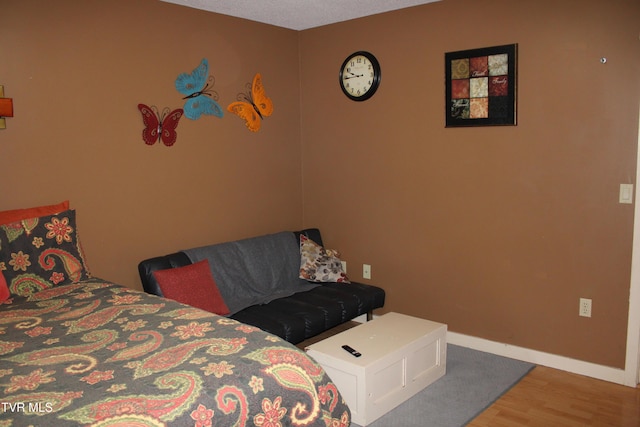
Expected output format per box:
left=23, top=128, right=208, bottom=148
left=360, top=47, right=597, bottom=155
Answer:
left=138, top=228, right=386, bottom=344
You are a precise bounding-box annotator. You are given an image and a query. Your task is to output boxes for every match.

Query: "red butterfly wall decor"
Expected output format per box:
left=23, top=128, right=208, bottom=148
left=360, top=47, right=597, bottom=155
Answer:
left=137, top=104, right=184, bottom=146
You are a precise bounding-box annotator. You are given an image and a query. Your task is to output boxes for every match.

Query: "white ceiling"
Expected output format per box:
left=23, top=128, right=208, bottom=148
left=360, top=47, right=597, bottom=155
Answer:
left=161, top=0, right=441, bottom=31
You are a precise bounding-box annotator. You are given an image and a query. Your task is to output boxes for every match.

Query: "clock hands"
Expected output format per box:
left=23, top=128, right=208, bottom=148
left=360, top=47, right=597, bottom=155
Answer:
left=343, top=72, right=364, bottom=80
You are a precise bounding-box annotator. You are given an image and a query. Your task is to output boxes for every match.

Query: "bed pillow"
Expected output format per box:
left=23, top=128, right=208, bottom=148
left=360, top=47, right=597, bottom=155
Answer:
left=153, top=259, right=230, bottom=315
left=0, top=200, right=70, bottom=226
left=0, top=209, right=91, bottom=297
left=0, top=273, right=8, bottom=302
left=299, top=234, right=350, bottom=283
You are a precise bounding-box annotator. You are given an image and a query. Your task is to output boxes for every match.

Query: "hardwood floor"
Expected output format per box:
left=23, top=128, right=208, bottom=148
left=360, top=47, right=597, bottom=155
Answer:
left=299, top=322, right=640, bottom=426
left=468, top=366, right=640, bottom=427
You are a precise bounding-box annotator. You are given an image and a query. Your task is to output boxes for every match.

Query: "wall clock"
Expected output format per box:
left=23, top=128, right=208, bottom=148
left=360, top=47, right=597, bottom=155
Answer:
left=339, top=51, right=381, bottom=101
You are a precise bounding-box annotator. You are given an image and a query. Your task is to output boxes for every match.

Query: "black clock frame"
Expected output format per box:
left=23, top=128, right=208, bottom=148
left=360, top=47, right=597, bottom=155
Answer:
left=339, top=51, right=382, bottom=102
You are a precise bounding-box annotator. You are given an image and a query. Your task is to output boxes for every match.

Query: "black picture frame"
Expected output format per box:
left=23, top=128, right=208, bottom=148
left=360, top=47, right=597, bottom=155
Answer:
left=445, top=44, right=517, bottom=127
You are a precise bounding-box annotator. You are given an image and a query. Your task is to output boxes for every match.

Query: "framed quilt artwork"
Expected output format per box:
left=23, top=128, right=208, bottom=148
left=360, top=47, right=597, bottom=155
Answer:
left=445, top=44, right=517, bottom=127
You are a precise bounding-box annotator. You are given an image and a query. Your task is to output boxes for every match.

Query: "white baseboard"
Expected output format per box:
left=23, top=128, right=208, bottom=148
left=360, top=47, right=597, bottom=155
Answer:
left=447, top=331, right=635, bottom=387
left=352, top=314, right=368, bottom=323
left=353, top=315, right=635, bottom=387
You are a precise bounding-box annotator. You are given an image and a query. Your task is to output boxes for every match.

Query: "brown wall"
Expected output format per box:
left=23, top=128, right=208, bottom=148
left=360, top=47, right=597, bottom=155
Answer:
left=1, top=0, right=304, bottom=289
left=299, top=0, right=640, bottom=369
left=2, top=0, right=639, bottom=369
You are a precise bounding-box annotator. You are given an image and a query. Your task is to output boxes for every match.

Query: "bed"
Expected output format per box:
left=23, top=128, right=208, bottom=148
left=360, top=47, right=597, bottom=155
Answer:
left=0, top=205, right=351, bottom=426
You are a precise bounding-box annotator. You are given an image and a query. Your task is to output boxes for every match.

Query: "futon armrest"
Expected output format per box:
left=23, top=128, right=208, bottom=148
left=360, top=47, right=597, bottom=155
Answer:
left=138, top=252, right=192, bottom=296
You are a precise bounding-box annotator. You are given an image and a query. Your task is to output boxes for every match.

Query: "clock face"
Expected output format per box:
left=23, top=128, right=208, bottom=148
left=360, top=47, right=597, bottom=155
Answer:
left=339, top=51, right=381, bottom=101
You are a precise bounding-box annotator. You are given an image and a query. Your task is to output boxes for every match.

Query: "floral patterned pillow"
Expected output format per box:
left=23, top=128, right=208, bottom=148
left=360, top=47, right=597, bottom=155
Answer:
left=0, top=209, right=91, bottom=297
left=299, top=234, right=350, bottom=283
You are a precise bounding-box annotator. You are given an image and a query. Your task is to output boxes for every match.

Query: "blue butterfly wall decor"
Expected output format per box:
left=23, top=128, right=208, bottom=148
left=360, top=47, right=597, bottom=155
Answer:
left=175, top=58, right=224, bottom=120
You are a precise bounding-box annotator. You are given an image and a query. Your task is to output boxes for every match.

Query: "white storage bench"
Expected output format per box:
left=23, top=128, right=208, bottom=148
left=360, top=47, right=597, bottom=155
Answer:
left=305, top=312, right=447, bottom=426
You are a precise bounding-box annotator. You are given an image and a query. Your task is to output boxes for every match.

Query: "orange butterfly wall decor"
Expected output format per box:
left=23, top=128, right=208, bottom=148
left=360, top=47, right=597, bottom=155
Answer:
left=227, top=73, right=273, bottom=132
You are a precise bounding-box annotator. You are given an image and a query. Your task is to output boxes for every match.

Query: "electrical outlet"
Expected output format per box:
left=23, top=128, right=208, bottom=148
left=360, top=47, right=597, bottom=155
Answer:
left=341, top=261, right=347, bottom=273
left=363, top=264, right=371, bottom=280
left=579, top=298, right=592, bottom=317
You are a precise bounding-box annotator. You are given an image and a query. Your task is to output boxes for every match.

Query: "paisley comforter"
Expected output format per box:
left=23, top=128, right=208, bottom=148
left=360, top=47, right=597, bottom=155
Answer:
left=0, top=278, right=351, bottom=427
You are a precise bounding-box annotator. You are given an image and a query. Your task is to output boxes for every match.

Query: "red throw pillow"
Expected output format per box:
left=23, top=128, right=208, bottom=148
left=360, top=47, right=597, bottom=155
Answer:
left=0, top=201, right=70, bottom=226
left=152, top=259, right=230, bottom=315
left=0, top=273, right=9, bottom=302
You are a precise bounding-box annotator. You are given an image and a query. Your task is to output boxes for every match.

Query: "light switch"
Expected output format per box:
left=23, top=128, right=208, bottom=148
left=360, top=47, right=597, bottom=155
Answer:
left=620, top=184, right=634, bottom=204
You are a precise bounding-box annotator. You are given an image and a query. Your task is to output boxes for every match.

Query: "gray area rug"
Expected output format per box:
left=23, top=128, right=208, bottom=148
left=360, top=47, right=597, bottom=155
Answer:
left=351, top=344, right=535, bottom=427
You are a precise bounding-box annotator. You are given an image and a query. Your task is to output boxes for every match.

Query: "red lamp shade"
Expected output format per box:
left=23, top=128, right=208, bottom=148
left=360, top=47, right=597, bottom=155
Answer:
left=0, top=98, right=13, bottom=117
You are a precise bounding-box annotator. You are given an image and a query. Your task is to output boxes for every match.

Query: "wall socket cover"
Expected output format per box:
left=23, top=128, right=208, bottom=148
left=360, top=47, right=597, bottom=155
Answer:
left=579, top=298, right=592, bottom=317
left=363, top=264, right=371, bottom=279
